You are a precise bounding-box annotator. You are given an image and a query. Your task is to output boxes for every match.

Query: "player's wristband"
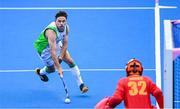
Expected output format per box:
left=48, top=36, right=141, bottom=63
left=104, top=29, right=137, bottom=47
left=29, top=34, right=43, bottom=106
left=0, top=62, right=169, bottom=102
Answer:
left=58, top=57, right=62, bottom=64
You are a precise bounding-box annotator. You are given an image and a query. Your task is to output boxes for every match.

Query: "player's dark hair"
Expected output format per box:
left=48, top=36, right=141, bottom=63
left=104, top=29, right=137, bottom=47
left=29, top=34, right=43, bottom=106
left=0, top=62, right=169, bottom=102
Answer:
left=55, top=11, right=68, bottom=19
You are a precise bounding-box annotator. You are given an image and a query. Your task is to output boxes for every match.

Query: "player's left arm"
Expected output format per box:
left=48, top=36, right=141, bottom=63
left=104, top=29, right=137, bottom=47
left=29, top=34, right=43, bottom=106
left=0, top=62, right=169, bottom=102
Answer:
left=60, top=25, right=69, bottom=59
left=107, top=79, right=124, bottom=108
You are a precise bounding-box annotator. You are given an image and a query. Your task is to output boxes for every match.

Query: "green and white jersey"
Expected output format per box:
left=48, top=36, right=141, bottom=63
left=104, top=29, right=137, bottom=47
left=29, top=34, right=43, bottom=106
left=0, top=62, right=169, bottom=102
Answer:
left=34, top=22, right=68, bottom=55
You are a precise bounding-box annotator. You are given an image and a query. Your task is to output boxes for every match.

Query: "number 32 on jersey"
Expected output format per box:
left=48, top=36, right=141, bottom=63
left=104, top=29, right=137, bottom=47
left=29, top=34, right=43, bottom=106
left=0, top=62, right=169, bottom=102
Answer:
left=128, top=81, right=147, bottom=96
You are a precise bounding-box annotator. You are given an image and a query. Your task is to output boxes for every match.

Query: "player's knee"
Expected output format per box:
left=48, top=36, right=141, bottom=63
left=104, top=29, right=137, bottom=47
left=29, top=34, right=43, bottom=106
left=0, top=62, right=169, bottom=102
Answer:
left=46, top=66, right=55, bottom=73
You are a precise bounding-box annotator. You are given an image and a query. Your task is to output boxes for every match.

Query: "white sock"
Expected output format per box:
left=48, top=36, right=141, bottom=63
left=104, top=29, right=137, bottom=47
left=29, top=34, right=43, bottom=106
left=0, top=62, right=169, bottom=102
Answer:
left=40, top=66, right=48, bottom=75
left=70, top=65, right=83, bottom=86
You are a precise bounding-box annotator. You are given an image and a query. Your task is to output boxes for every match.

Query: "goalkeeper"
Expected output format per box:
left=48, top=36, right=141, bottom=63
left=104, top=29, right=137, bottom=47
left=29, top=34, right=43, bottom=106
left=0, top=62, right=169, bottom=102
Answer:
left=34, top=10, right=88, bottom=93
left=95, top=58, right=164, bottom=108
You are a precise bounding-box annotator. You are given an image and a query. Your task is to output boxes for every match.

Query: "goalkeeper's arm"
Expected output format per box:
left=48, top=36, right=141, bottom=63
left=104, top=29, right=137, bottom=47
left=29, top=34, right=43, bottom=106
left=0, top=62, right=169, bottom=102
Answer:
left=150, top=80, right=164, bottom=109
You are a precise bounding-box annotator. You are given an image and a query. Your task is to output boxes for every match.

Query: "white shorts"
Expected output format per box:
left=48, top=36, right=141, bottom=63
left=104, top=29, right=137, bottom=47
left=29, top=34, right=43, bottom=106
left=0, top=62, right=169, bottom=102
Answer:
left=40, top=41, right=62, bottom=66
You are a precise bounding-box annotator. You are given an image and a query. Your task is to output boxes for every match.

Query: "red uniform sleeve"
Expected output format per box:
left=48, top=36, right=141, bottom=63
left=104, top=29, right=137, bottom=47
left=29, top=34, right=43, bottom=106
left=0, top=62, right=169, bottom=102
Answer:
left=107, top=79, right=125, bottom=108
left=94, top=97, right=110, bottom=109
left=148, top=78, right=164, bottom=109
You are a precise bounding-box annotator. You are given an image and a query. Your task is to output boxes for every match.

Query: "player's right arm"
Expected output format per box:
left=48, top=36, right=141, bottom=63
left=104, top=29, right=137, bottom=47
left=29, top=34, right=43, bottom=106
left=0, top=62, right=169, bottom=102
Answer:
left=148, top=77, right=164, bottom=109
left=45, top=29, right=63, bottom=77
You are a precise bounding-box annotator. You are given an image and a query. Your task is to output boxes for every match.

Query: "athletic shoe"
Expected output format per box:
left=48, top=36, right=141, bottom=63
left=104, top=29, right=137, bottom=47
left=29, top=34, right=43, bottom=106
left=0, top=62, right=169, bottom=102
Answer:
left=80, top=83, right=88, bottom=93
left=35, top=68, right=49, bottom=82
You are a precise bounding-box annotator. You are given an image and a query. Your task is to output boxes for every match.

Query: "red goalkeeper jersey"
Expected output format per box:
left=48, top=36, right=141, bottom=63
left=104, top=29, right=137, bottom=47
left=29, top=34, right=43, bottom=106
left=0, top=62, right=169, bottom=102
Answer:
left=108, top=75, right=164, bottom=108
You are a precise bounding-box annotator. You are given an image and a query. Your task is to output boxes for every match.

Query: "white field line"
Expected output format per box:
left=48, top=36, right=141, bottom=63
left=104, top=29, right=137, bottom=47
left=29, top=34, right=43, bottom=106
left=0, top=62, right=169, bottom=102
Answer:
left=0, top=6, right=177, bottom=10
left=0, top=68, right=155, bottom=72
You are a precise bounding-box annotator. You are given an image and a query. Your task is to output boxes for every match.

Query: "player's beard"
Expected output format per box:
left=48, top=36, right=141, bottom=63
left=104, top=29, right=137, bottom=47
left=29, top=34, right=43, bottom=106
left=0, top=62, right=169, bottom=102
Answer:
left=58, top=26, right=64, bottom=32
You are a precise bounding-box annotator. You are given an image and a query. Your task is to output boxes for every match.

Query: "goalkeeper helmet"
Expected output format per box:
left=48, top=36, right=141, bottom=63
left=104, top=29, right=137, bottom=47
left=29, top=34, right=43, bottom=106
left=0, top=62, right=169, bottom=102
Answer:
left=125, top=58, right=143, bottom=76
